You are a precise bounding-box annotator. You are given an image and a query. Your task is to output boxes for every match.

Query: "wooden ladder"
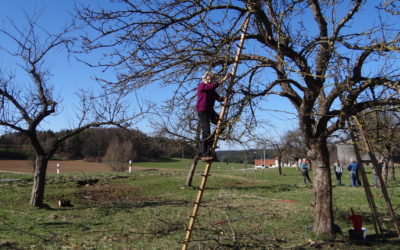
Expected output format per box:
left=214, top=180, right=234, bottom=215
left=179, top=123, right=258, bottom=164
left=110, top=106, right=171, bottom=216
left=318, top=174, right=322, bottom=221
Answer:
left=182, top=14, right=251, bottom=250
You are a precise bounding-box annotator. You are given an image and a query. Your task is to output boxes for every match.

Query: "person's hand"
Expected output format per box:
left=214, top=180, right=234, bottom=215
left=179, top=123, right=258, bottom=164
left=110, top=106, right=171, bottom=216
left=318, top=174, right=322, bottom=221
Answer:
left=220, top=72, right=232, bottom=83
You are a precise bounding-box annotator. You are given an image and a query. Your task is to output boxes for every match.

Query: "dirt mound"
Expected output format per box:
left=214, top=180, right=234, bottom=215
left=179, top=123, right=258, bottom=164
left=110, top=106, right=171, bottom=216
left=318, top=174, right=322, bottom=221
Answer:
left=76, top=183, right=145, bottom=203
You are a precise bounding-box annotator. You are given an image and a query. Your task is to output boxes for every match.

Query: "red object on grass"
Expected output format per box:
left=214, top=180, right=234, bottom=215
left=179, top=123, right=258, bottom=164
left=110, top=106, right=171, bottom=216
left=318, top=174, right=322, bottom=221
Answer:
left=348, top=214, right=363, bottom=232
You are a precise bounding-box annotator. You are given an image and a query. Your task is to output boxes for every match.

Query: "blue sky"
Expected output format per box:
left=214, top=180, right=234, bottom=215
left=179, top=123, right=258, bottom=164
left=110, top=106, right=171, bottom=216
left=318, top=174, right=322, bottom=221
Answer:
left=0, top=0, right=298, bottom=150
left=0, top=0, right=176, bottom=134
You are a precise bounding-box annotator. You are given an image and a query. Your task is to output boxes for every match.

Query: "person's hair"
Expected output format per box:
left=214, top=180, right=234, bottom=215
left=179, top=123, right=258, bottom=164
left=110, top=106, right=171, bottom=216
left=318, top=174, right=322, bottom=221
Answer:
left=202, top=71, right=216, bottom=82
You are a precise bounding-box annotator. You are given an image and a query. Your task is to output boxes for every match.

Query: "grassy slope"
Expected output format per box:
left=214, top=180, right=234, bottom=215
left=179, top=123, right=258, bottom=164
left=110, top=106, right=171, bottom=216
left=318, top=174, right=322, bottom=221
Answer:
left=0, top=159, right=399, bottom=249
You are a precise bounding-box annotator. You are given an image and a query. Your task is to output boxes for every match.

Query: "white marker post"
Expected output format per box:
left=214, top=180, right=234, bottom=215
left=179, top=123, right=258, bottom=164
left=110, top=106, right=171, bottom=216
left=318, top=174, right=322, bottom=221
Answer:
left=128, top=160, right=132, bottom=173
left=57, top=163, right=60, bottom=174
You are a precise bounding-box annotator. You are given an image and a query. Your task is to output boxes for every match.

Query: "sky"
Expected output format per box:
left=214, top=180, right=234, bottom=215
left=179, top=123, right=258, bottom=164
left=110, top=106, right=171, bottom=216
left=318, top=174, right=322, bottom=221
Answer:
left=1, top=1, right=395, bottom=151
left=0, top=0, right=176, bottom=133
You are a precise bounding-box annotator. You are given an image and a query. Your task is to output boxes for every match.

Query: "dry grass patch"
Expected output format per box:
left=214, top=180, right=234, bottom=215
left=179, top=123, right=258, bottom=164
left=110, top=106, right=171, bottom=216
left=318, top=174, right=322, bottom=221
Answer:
left=76, top=184, right=145, bottom=203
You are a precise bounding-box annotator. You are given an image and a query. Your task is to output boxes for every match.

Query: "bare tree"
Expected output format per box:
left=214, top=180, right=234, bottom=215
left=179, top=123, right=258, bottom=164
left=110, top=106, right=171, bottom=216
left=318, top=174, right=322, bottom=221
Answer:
left=254, top=129, right=307, bottom=174
left=281, top=129, right=307, bottom=170
left=383, top=0, right=400, bottom=15
left=255, top=135, right=284, bottom=175
left=0, top=14, right=143, bottom=207
left=359, top=110, right=400, bottom=181
left=104, top=138, right=134, bottom=171
left=76, top=0, right=400, bottom=236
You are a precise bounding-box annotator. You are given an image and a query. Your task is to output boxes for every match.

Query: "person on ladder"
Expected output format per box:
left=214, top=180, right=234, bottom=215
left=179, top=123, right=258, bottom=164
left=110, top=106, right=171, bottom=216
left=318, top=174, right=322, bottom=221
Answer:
left=196, top=71, right=231, bottom=162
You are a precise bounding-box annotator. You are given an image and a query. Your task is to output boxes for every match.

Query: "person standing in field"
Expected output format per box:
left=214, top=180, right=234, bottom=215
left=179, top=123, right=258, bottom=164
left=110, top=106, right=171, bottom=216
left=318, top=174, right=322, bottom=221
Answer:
left=196, top=71, right=231, bottom=161
left=333, top=160, right=344, bottom=186
left=347, top=159, right=360, bottom=187
left=300, top=158, right=312, bottom=184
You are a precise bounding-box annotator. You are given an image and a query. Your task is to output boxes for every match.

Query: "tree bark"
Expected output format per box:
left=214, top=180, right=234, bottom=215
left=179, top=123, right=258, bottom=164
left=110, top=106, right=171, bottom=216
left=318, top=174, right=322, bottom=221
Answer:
left=294, top=157, right=300, bottom=172
left=311, top=140, right=334, bottom=236
left=277, top=156, right=282, bottom=175
left=29, top=155, right=49, bottom=207
left=185, top=156, right=199, bottom=187
left=382, top=161, right=389, bottom=185
left=389, top=158, right=396, bottom=181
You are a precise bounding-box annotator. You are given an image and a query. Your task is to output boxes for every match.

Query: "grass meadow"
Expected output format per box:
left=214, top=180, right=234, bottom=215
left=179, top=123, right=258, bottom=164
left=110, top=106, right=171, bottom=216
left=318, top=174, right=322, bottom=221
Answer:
left=0, top=158, right=399, bottom=249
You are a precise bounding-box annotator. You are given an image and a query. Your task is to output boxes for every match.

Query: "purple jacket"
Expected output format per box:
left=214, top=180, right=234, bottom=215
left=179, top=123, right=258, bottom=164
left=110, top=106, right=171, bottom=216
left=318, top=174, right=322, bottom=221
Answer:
left=196, top=82, right=223, bottom=112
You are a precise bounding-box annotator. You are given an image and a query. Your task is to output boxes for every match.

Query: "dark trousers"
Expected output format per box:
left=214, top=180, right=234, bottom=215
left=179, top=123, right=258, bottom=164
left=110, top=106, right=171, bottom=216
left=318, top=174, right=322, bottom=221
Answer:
left=198, top=111, right=219, bottom=155
left=350, top=171, right=359, bottom=187
left=335, top=171, right=343, bottom=185
left=302, top=169, right=312, bottom=184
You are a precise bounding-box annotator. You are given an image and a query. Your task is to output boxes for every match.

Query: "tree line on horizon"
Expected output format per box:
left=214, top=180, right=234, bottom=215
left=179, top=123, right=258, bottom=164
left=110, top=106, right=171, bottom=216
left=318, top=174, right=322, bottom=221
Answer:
left=0, top=128, right=196, bottom=163
left=0, top=128, right=283, bottom=165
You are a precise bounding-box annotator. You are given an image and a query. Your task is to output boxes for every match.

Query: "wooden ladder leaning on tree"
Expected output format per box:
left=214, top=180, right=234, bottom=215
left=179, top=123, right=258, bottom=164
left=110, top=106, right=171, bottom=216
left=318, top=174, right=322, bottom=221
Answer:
left=181, top=13, right=252, bottom=250
left=349, top=116, right=400, bottom=239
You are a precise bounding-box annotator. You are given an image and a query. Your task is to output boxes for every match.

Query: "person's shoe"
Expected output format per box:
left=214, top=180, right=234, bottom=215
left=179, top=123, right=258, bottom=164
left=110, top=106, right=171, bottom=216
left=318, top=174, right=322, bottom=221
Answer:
left=201, top=155, right=214, bottom=162
left=201, top=150, right=219, bottom=162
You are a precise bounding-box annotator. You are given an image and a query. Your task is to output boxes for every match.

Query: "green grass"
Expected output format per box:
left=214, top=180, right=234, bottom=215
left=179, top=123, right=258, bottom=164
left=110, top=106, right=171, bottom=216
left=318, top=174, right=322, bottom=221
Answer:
left=0, top=162, right=399, bottom=249
left=135, top=157, right=246, bottom=170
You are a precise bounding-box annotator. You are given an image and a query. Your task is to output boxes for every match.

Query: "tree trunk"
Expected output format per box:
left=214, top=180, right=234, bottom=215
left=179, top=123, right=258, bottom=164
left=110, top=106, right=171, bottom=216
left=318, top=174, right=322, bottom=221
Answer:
left=294, top=157, right=300, bottom=172
left=277, top=156, right=282, bottom=175
left=311, top=140, right=334, bottom=236
left=382, top=161, right=389, bottom=185
left=389, top=158, right=396, bottom=181
left=185, top=156, right=199, bottom=187
left=30, top=155, right=49, bottom=207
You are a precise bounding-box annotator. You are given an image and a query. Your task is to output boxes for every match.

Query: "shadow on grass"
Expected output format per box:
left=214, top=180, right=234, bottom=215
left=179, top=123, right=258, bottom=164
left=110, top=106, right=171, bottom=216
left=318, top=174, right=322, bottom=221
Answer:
left=205, top=183, right=300, bottom=193
left=193, top=226, right=295, bottom=249
left=66, top=199, right=189, bottom=211
left=111, top=199, right=189, bottom=209
left=334, top=208, right=400, bottom=247
left=0, top=241, right=20, bottom=250
left=139, top=158, right=180, bottom=163
left=39, top=221, right=90, bottom=230
left=335, top=207, right=400, bottom=226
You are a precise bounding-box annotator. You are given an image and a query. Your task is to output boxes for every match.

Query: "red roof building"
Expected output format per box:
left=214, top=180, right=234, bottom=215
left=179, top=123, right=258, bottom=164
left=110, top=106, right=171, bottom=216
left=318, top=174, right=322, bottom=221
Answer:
left=254, top=159, right=277, bottom=168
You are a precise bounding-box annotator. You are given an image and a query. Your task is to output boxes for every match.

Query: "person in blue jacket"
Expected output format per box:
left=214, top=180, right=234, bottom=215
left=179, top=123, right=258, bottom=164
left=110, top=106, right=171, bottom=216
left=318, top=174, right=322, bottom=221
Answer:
left=347, top=159, right=360, bottom=187
left=300, top=158, right=312, bottom=184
